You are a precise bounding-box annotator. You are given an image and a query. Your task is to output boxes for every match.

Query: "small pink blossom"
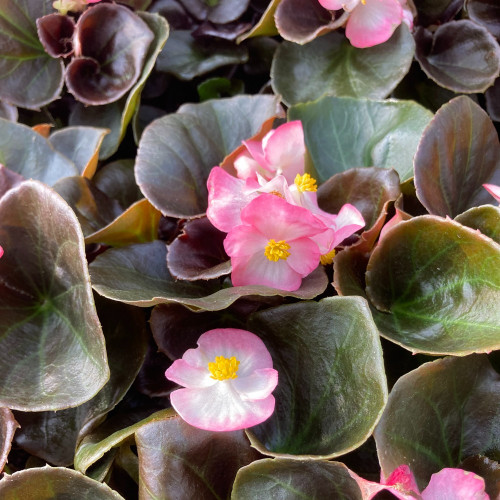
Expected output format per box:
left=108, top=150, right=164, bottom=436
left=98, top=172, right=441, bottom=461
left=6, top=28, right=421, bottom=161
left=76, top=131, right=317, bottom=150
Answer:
left=0, top=246, right=3, bottom=259
left=165, top=328, right=278, bottom=432
left=483, top=183, right=500, bottom=204
left=224, top=194, right=332, bottom=291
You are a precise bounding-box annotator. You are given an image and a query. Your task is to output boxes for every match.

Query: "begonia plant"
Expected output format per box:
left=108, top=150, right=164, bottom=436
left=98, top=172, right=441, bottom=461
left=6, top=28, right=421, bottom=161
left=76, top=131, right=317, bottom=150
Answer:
left=0, top=0, right=498, bottom=498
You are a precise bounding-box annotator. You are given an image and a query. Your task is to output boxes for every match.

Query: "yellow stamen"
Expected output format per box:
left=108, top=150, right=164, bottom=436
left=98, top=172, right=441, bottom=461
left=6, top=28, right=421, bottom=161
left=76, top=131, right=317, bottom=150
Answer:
left=294, top=173, right=317, bottom=193
left=320, top=249, right=336, bottom=265
left=208, top=355, right=240, bottom=381
left=361, top=0, right=366, bottom=4
left=269, top=190, right=284, bottom=199
left=264, top=239, right=291, bottom=262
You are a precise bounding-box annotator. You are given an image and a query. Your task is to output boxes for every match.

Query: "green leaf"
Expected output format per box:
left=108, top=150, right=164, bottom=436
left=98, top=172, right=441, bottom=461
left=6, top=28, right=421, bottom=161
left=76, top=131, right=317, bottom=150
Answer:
left=0, top=466, right=124, bottom=499
left=246, top=297, right=387, bottom=457
left=135, top=94, right=282, bottom=217
left=414, top=96, right=500, bottom=217
left=374, top=355, right=500, bottom=490
left=89, top=241, right=328, bottom=310
left=136, top=414, right=260, bottom=499
left=272, top=25, right=415, bottom=106
left=0, top=119, right=78, bottom=185
left=455, top=205, right=500, bottom=244
left=289, top=96, right=433, bottom=182
left=0, top=0, right=64, bottom=109
left=237, top=0, right=280, bottom=41
left=415, top=20, right=500, bottom=93
left=0, top=181, right=109, bottom=410
left=232, top=459, right=363, bottom=499
left=366, top=216, right=500, bottom=355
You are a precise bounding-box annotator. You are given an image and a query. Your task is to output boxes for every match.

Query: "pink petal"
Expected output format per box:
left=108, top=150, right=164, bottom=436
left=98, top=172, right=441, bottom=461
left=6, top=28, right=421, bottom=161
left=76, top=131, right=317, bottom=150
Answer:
left=233, top=368, right=278, bottom=400
left=319, top=0, right=360, bottom=10
left=234, top=150, right=271, bottom=181
left=346, top=0, right=403, bottom=48
left=165, top=359, right=216, bottom=389
left=170, top=384, right=276, bottom=431
left=224, top=225, right=269, bottom=258
left=422, top=468, right=489, bottom=500
left=383, top=465, right=420, bottom=493
left=379, top=208, right=408, bottom=242
left=262, top=121, right=306, bottom=183
left=0, top=246, right=3, bottom=259
left=286, top=237, right=321, bottom=275
left=483, top=183, right=500, bottom=203
left=331, top=203, right=365, bottom=247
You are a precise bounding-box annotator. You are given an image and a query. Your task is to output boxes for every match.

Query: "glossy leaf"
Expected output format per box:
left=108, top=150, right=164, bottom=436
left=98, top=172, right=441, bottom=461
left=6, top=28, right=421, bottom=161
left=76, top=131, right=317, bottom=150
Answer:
left=374, top=355, right=500, bottom=490
left=69, top=12, right=169, bottom=159
left=0, top=0, right=64, bottom=109
left=0, top=102, right=17, bottom=122
left=85, top=198, right=161, bottom=247
left=0, top=166, right=24, bottom=200
left=0, top=466, right=124, bottom=499
left=135, top=94, right=282, bottom=217
left=232, top=459, right=363, bottom=499
left=318, top=167, right=400, bottom=230
left=136, top=413, right=260, bottom=499
left=238, top=0, right=280, bottom=41
left=66, top=4, right=154, bottom=105
left=0, top=181, right=109, bottom=410
left=0, top=409, right=19, bottom=473
left=246, top=297, right=387, bottom=457
left=156, top=30, right=248, bottom=80
left=289, top=96, right=433, bottom=182
left=455, top=205, right=500, bottom=244
left=366, top=216, right=500, bottom=355
left=466, top=0, right=500, bottom=40
left=14, top=298, right=148, bottom=466
left=0, top=119, right=78, bottom=185
left=414, top=96, right=500, bottom=217
left=89, top=241, right=328, bottom=310
left=415, top=21, right=500, bottom=93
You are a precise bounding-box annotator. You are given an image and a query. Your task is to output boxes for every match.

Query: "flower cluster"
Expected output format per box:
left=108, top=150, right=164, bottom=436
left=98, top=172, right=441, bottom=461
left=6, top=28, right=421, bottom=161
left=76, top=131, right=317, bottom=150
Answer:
left=165, top=328, right=278, bottom=432
left=207, top=121, right=365, bottom=291
left=318, top=0, right=414, bottom=48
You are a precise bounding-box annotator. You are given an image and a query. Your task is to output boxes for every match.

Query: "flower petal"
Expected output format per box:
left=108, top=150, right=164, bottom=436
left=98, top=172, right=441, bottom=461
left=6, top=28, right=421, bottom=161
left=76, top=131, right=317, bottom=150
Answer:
left=331, top=203, right=365, bottom=247
left=483, top=183, right=500, bottom=203
left=286, top=238, right=321, bottom=275
left=319, top=0, right=360, bottom=10
left=165, top=359, right=216, bottom=389
left=422, top=468, right=489, bottom=500
left=224, top=225, right=268, bottom=258
left=233, top=368, right=278, bottom=400
left=346, top=0, right=402, bottom=48
left=170, top=384, right=276, bottom=431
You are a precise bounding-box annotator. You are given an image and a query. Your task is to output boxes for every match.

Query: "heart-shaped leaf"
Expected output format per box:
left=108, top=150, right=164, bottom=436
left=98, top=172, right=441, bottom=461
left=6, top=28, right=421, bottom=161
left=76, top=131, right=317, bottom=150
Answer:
left=0, top=181, right=109, bottom=410
left=414, top=96, right=500, bottom=217
left=246, top=297, right=387, bottom=458
left=455, top=205, right=500, bottom=244
left=0, top=119, right=78, bottom=185
left=66, top=4, right=154, bottom=105
left=415, top=20, right=500, bottom=93
left=0, top=0, right=64, bottom=109
left=135, top=94, right=282, bottom=218
left=289, top=96, right=433, bottom=182
left=136, top=413, right=260, bottom=499
left=0, top=466, right=124, bottom=499
left=374, top=355, right=500, bottom=490
left=272, top=25, right=414, bottom=106
left=89, top=241, right=328, bottom=310
left=232, top=459, right=363, bottom=499
left=366, top=216, right=500, bottom=355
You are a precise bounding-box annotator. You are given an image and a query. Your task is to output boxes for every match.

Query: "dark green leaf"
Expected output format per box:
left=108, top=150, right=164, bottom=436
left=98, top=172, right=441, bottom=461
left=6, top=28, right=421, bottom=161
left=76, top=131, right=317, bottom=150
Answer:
left=412, top=0, right=462, bottom=26
left=179, top=0, right=249, bottom=23
left=466, top=0, right=500, bottom=40
left=455, top=205, right=500, bottom=244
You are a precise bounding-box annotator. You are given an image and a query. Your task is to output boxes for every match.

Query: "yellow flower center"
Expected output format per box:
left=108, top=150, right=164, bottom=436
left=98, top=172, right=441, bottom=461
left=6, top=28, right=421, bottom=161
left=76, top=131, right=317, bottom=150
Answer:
left=264, top=239, right=291, bottom=261
left=361, top=0, right=366, bottom=4
left=294, top=173, right=317, bottom=193
left=269, top=190, right=284, bottom=199
left=208, top=355, right=240, bottom=381
left=320, top=249, right=336, bottom=265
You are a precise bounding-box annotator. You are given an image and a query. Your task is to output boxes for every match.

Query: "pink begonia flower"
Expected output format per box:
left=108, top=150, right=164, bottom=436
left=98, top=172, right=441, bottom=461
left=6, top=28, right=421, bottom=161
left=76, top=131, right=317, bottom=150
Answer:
left=224, top=194, right=333, bottom=291
left=483, top=183, right=500, bottom=203
left=0, top=246, right=3, bottom=259
left=165, top=328, right=278, bottom=432
left=318, top=0, right=413, bottom=48
left=233, top=121, right=306, bottom=184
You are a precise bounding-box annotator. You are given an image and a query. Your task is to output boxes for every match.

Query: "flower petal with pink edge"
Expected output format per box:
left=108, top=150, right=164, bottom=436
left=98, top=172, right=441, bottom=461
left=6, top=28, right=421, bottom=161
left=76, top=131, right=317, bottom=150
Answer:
left=165, top=359, right=216, bottom=389
left=0, top=246, right=3, bottom=259
left=483, top=183, right=500, bottom=203
left=234, top=150, right=270, bottom=181
left=422, top=468, right=489, bottom=500
left=170, top=385, right=276, bottom=431
left=224, top=225, right=269, bottom=258
left=233, top=368, right=278, bottom=400
left=346, top=0, right=403, bottom=48
left=318, top=0, right=360, bottom=11
left=286, top=238, right=322, bottom=275
left=330, top=203, right=365, bottom=247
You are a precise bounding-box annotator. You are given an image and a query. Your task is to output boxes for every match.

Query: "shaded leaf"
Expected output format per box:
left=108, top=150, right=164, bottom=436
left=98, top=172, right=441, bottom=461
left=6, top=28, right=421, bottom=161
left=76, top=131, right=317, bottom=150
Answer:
left=0, top=466, right=124, bottom=499
left=232, top=459, right=363, bottom=499
left=272, top=25, right=414, bottom=106
left=0, top=0, right=64, bottom=109
left=374, top=355, right=500, bottom=490
left=459, top=455, right=500, bottom=500
left=455, top=205, right=500, bottom=244
left=0, top=166, right=24, bottom=201
left=415, top=21, right=500, bottom=93
left=0, top=102, right=17, bottom=122
left=179, top=0, right=249, bottom=23
left=412, top=0, right=463, bottom=26
left=90, top=241, right=328, bottom=310
left=486, top=77, right=500, bottom=121
left=136, top=413, right=261, bottom=499
left=0, top=409, right=19, bottom=473
left=466, top=0, right=500, bottom=40
left=156, top=30, right=248, bottom=80
left=366, top=216, right=500, bottom=355
left=36, top=13, right=75, bottom=58
left=237, top=0, right=280, bottom=41
left=289, top=96, right=433, bottom=182
left=135, top=94, right=282, bottom=217
left=0, top=181, right=109, bottom=411
left=247, top=297, right=387, bottom=457
left=414, top=96, right=500, bottom=217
